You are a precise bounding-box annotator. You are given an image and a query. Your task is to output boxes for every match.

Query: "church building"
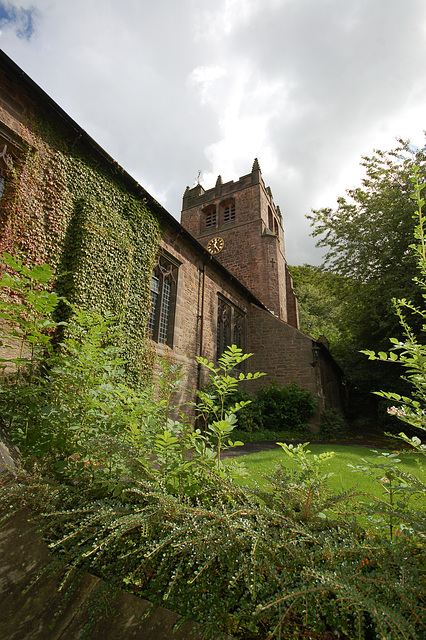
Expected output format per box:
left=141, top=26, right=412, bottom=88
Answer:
left=0, top=50, right=344, bottom=421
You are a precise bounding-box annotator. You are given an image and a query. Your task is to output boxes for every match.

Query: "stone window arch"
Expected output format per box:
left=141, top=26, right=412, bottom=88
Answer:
left=221, top=198, right=236, bottom=224
left=268, top=206, right=273, bottom=231
left=148, top=251, right=180, bottom=346
left=216, top=295, right=245, bottom=361
left=203, top=204, right=217, bottom=229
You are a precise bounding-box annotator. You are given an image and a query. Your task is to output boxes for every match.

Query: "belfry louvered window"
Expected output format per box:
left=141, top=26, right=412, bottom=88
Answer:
left=148, top=253, right=179, bottom=346
left=204, top=205, right=217, bottom=229
left=221, top=198, right=236, bottom=224
left=216, top=296, right=245, bottom=361
left=223, top=203, right=235, bottom=223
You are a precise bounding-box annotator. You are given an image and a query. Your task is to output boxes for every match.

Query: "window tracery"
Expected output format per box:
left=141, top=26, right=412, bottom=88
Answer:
left=216, top=296, right=245, bottom=360
left=148, top=253, right=179, bottom=346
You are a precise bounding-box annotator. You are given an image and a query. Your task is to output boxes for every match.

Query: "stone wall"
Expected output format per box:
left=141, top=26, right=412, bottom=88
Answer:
left=0, top=511, right=220, bottom=640
left=156, top=228, right=254, bottom=411
left=244, top=304, right=344, bottom=415
left=155, top=225, right=344, bottom=419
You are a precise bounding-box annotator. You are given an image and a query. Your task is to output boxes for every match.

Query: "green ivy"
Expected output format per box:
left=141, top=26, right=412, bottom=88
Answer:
left=0, top=112, right=161, bottom=386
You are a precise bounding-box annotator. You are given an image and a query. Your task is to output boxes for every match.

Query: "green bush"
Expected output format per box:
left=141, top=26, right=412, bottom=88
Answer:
left=319, top=408, right=348, bottom=439
left=218, top=381, right=317, bottom=434
left=218, top=387, right=260, bottom=432
left=254, top=381, right=316, bottom=432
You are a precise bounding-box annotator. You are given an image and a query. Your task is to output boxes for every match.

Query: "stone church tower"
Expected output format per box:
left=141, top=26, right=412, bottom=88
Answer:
left=181, top=159, right=299, bottom=327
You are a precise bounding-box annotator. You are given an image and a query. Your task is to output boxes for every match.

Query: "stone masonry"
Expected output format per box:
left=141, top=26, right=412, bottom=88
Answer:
left=181, top=159, right=299, bottom=327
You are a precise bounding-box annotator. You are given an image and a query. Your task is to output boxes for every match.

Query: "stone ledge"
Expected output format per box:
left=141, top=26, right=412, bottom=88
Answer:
left=0, top=509, right=232, bottom=640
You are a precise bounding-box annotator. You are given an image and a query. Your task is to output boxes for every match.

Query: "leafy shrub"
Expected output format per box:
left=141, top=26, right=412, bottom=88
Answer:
left=254, top=381, right=316, bottom=432
left=319, top=408, right=348, bottom=439
left=216, top=387, right=260, bottom=432
left=3, top=456, right=425, bottom=640
left=213, top=381, right=317, bottom=434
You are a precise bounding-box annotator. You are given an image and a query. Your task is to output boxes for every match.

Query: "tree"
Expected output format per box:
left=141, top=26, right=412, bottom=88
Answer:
left=308, top=139, right=426, bottom=352
left=289, top=264, right=359, bottom=364
left=362, top=167, right=426, bottom=441
left=307, top=139, right=426, bottom=415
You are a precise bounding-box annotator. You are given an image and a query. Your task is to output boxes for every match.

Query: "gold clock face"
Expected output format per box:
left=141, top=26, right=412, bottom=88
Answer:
left=207, top=237, right=224, bottom=255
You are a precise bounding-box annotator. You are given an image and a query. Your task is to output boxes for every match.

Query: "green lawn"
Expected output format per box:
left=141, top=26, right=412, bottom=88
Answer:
left=232, top=443, right=426, bottom=503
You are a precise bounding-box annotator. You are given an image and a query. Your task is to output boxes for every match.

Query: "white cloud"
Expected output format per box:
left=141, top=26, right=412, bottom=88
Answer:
left=189, top=64, right=227, bottom=104
left=193, top=0, right=264, bottom=42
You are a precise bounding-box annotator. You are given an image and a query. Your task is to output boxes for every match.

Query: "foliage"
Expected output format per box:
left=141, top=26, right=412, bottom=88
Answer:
left=253, top=380, right=317, bottom=432
left=194, top=345, right=265, bottom=470
left=307, top=139, right=426, bottom=398
left=308, top=139, right=425, bottom=286
left=214, top=380, right=317, bottom=434
left=276, top=441, right=335, bottom=491
left=1, top=257, right=425, bottom=639
left=319, top=408, right=349, bottom=440
left=0, top=114, right=160, bottom=387
left=0, top=255, right=162, bottom=484
left=208, top=387, right=261, bottom=433
left=2, top=451, right=425, bottom=640
left=362, top=166, right=426, bottom=444
left=231, top=444, right=426, bottom=499
left=289, top=264, right=359, bottom=365
left=0, top=252, right=60, bottom=376
left=0, top=254, right=264, bottom=493
left=348, top=448, right=426, bottom=541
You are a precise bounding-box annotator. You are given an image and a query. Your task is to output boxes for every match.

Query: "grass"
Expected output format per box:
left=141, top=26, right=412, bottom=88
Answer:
left=230, top=443, right=426, bottom=504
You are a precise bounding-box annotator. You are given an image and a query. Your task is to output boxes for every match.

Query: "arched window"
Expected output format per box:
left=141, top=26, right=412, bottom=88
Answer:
left=221, top=198, right=236, bottom=224
left=0, top=144, right=13, bottom=203
left=148, top=253, right=179, bottom=346
left=203, top=204, right=217, bottom=229
left=216, top=295, right=245, bottom=361
left=268, top=207, right=273, bottom=230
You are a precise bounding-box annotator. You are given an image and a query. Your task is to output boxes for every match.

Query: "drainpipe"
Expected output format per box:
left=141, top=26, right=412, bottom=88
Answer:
left=196, top=261, right=206, bottom=394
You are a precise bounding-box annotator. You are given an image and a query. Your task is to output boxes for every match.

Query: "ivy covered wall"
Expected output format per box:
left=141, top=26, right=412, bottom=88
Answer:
left=0, top=101, right=161, bottom=386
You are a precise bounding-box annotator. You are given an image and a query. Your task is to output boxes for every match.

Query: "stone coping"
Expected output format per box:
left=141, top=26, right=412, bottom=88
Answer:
left=0, top=508, right=232, bottom=640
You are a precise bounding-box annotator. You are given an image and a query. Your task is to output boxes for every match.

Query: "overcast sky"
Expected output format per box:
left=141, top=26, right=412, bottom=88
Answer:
left=0, top=0, right=425, bottom=265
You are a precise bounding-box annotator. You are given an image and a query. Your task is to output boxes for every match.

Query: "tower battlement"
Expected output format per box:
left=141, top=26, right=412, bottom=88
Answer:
left=182, top=159, right=281, bottom=220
